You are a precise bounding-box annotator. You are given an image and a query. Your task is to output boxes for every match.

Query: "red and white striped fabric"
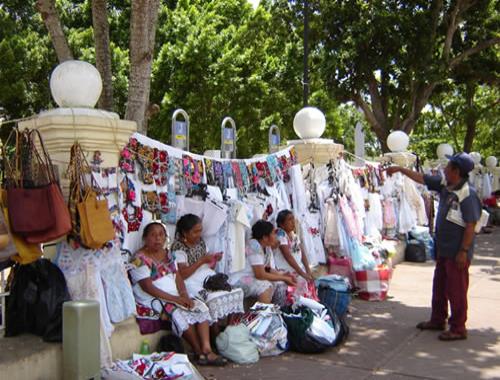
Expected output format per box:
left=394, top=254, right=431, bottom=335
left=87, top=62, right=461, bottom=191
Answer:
left=354, top=266, right=392, bottom=301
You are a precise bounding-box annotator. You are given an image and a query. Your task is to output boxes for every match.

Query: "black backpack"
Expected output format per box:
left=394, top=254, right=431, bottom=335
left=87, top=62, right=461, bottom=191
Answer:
left=405, top=240, right=426, bottom=263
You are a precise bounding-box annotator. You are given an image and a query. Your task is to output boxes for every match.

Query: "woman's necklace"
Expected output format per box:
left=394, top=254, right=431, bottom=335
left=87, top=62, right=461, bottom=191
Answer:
left=145, top=248, right=166, bottom=263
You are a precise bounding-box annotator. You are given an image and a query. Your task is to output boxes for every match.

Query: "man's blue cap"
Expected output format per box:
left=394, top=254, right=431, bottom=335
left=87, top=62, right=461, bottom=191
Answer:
left=446, top=152, right=475, bottom=174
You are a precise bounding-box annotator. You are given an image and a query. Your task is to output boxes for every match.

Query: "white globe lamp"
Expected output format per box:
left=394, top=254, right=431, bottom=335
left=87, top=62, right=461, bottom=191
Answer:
left=436, top=143, right=454, bottom=159
left=50, top=60, right=103, bottom=108
left=485, top=156, right=497, bottom=169
left=293, top=107, right=326, bottom=139
left=470, top=151, right=482, bottom=165
left=386, top=131, right=409, bottom=152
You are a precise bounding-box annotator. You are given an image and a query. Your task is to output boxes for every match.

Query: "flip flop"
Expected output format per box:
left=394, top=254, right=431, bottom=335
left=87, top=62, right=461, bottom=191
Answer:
left=197, top=354, right=227, bottom=367
left=438, top=331, right=467, bottom=341
left=416, top=321, right=446, bottom=331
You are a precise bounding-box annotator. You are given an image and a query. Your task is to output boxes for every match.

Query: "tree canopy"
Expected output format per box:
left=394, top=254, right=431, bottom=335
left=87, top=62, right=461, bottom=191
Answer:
left=0, top=0, right=498, bottom=158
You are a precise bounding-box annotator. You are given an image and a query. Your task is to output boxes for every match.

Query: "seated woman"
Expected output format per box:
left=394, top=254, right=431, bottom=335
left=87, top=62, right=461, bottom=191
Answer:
left=229, top=220, right=296, bottom=306
left=171, top=214, right=244, bottom=324
left=274, top=210, right=313, bottom=279
left=130, top=222, right=225, bottom=366
left=274, top=210, right=317, bottom=300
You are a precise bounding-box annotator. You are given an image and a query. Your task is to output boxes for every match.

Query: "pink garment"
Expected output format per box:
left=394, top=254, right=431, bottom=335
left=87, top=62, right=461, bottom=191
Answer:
left=382, top=198, right=397, bottom=229
left=339, top=195, right=362, bottom=241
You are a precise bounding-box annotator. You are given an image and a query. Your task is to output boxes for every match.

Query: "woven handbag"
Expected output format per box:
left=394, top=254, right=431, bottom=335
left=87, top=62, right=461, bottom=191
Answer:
left=77, top=189, right=115, bottom=249
left=68, top=142, right=115, bottom=249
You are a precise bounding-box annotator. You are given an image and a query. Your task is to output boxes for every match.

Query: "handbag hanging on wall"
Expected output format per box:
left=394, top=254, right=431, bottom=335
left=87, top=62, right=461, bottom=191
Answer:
left=77, top=189, right=115, bottom=249
left=67, top=142, right=115, bottom=248
left=0, top=190, right=43, bottom=264
left=0, top=202, right=16, bottom=261
left=2, top=128, right=71, bottom=244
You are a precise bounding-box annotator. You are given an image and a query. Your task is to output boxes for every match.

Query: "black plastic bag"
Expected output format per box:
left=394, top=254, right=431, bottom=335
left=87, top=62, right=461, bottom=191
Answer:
left=5, top=258, right=70, bottom=342
left=281, top=306, right=326, bottom=353
left=281, top=305, right=349, bottom=354
left=405, top=241, right=426, bottom=263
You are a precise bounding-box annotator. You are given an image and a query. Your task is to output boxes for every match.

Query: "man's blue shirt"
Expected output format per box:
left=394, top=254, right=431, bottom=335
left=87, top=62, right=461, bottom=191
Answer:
left=424, top=175, right=481, bottom=259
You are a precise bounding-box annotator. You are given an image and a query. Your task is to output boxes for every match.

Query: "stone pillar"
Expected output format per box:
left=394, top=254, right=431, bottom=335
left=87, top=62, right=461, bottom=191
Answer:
left=380, top=152, right=417, bottom=168
left=17, top=60, right=137, bottom=201
left=19, top=109, right=136, bottom=198
left=287, top=138, right=344, bottom=166
left=289, top=107, right=343, bottom=165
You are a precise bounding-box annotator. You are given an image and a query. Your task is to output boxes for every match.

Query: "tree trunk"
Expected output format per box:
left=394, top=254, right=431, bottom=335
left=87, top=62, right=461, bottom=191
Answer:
left=462, top=83, right=477, bottom=153
left=125, top=0, right=160, bottom=134
left=91, top=0, right=114, bottom=111
left=36, top=0, right=73, bottom=63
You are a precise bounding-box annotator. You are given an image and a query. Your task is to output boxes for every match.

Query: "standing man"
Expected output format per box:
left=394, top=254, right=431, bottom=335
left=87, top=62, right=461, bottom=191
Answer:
left=386, top=152, right=481, bottom=341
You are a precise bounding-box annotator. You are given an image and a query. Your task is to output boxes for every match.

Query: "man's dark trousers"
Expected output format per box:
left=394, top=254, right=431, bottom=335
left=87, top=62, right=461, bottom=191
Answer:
left=430, top=256, right=470, bottom=334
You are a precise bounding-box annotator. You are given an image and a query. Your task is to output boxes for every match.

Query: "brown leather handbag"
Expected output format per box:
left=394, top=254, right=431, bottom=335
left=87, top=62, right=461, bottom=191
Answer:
left=4, top=129, right=71, bottom=243
left=1, top=195, right=43, bottom=264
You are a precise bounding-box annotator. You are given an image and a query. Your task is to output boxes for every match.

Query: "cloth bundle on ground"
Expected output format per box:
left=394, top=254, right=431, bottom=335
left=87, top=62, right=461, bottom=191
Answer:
left=241, top=302, right=288, bottom=357
left=354, top=266, right=392, bottom=301
left=5, top=258, right=70, bottom=342
left=111, top=352, right=204, bottom=380
left=215, top=324, right=259, bottom=364
left=315, top=274, right=352, bottom=316
left=281, top=301, right=348, bottom=353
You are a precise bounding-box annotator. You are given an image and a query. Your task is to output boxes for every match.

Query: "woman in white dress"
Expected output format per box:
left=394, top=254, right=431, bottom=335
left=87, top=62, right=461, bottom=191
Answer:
left=130, top=222, right=225, bottom=366
left=274, top=210, right=313, bottom=280
left=274, top=210, right=317, bottom=300
left=229, top=220, right=296, bottom=305
left=171, top=214, right=244, bottom=326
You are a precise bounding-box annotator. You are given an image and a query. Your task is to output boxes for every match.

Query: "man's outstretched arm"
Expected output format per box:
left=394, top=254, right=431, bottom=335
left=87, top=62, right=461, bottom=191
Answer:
left=385, top=166, right=425, bottom=185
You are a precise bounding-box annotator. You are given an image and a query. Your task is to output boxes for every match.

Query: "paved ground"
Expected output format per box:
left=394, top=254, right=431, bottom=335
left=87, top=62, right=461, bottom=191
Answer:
left=198, top=228, right=500, bottom=380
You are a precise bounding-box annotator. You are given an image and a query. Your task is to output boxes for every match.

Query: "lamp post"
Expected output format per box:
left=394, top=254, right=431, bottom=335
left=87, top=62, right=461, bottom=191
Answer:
left=486, top=156, right=498, bottom=170
left=470, top=152, right=482, bottom=166
left=381, top=130, right=416, bottom=167
left=386, top=131, right=409, bottom=152
left=288, top=106, right=343, bottom=165
left=293, top=106, right=326, bottom=139
left=171, top=108, right=190, bottom=151
left=221, top=117, right=237, bottom=159
left=436, top=143, right=453, bottom=160
left=268, top=124, right=280, bottom=153
left=50, top=60, right=103, bottom=108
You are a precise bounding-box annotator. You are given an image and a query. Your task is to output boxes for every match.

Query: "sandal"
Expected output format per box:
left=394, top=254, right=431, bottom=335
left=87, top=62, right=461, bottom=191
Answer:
left=197, top=354, right=227, bottom=367
left=438, top=331, right=467, bottom=341
left=416, top=321, right=446, bottom=331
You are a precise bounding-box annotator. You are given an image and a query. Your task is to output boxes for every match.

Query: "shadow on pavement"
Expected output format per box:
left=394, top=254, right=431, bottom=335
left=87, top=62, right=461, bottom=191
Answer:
left=199, top=229, right=500, bottom=380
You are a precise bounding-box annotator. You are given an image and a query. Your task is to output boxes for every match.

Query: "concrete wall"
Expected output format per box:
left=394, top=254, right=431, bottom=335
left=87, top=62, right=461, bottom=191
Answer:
left=0, top=317, right=164, bottom=380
